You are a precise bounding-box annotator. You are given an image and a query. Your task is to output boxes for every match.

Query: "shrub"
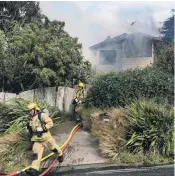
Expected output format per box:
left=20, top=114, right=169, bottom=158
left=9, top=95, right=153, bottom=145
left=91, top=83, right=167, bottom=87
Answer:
left=89, top=108, right=126, bottom=161
left=87, top=67, right=173, bottom=108
left=124, top=100, right=174, bottom=157
left=0, top=98, right=29, bottom=132
left=154, top=41, right=174, bottom=75
left=80, top=105, right=173, bottom=164
left=0, top=131, right=31, bottom=172
left=0, top=98, right=69, bottom=133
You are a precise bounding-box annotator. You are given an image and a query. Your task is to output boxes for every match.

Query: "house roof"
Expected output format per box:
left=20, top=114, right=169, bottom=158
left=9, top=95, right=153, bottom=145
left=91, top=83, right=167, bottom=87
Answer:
left=89, top=32, right=161, bottom=50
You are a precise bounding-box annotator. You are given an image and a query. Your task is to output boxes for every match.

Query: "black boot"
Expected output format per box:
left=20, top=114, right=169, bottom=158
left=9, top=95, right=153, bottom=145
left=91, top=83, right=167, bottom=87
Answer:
left=58, top=154, right=64, bottom=163
left=25, top=168, right=39, bottom=176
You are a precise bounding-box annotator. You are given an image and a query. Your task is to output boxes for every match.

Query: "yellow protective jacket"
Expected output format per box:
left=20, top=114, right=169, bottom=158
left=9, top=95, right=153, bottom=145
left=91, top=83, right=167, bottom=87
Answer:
left=28, top=113, right=53, bottom=142
left=74, top=88, right=87, bottom=100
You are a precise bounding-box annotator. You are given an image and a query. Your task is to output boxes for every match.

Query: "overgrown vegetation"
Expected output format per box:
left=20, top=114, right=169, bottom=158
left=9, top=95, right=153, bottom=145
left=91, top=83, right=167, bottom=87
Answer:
left=90, top=108, right=126, bottom=160
left=125, top=100, right=174, bottom=157
left=87, top=66, right=173, bottom=108
left=81, top=100, right=174, bottom=165
left=0, top=131, right=31, bottom=173
left=0, top=98, right=68, bottom=133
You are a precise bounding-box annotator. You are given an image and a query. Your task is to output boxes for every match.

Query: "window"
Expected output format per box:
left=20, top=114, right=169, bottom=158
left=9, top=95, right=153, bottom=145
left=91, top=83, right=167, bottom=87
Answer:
left=99, top=50, right=116, bottom=65
left=124, top=37, right=152, bottom=58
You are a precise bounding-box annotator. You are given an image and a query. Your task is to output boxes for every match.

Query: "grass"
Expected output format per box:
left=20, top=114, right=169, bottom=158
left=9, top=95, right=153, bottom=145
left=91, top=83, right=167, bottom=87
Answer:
left=80, top=107, right=126, bottom=160
left=0, top=131, right=31, bottom=173
left=108, top=151, right=173, bottom=166
left=79, top=101, right=174, bottom=166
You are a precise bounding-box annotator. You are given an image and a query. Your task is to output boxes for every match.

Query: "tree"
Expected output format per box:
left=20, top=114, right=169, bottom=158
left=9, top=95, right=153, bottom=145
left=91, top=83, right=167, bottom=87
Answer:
left=0, top=1, right=41, bottom=33
left=161, top=9, right=174, bottom=41
left=0, top=31, right=8, bottom=91
left=154, top=41, right=174, bottom=75
left=1, top=20, right=91, bottom=92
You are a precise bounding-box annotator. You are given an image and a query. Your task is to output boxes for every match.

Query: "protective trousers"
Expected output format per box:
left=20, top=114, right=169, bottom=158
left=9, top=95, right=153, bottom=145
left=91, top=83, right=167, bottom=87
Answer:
left=31, top=136, right=62, bottom=171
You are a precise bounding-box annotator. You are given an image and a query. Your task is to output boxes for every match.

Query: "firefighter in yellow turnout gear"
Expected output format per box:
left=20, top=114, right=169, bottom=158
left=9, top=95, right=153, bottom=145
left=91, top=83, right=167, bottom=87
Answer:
left=25, top=103, right=63, bottom=176
left=71, top=82, right=87, bottom=122
left=74, top=82, right=87, bottom=103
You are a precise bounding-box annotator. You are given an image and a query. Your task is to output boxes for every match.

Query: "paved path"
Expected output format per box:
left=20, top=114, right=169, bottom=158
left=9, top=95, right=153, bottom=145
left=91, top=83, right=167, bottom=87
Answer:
left=41, top=121, right=106, bottom=168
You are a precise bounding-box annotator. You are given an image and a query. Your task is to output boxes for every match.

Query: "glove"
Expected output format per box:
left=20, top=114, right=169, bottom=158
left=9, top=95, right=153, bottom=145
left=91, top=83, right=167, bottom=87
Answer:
left=58, top=155, right=64, bottom=163
left=82, top=99, right=86, bottom=103
left=78, top=100, right=82, bottom=104
left=25, top=168, right=39, bottom=176
left=75, top=98, right=78, bottom=103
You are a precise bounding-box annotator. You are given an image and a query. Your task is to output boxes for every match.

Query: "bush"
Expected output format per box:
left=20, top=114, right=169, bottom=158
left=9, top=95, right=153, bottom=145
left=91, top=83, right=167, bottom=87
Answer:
left=154, top=42, right=174, bottom=75
left=0, top=98, right=29, bottom=132
left=124, top=100, right=174, bottom=157
left=0, top=98, right=69, bottom=133
left=89, top=108, right=126, bottom=160
left=0, top=131, right=31, bottom=172
left=80, top=105, right=173, bottom=164
left=87, top=67, right=174, bottom=108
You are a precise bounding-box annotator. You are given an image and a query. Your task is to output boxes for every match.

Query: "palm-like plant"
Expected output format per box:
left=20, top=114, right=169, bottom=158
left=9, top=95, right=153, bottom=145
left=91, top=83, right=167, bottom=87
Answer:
left=0, top=98, right=68, bottom=133
left=125, top=100, right=174, bottom=157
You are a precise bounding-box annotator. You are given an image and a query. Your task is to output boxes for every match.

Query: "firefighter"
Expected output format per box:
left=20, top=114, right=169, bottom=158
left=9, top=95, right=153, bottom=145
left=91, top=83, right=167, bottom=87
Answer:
left=25, top=103, right=63, bottom=176
left=71, top=82, right=86, bottom=121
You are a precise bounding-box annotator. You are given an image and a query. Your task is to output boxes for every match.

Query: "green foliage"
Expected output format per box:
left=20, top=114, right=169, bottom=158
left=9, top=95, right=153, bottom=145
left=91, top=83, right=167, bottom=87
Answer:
left=0, top=20, right=91, bottom=92
left=84, top=106, right=173, bottom=165
left=0, top=98, right=68, bottom=133
left=0, top=2, right=92, bottom=92
left=87, top=67, right=173, bottom=108
left=0, top=99, right=28, bottom=132
left=124, top=100, right=174, bottom=157
left=160, top=9, right=174, bottom=41
left=154, top=41, right=174, bottom=74
left=0, top=1, right=42, bottom=33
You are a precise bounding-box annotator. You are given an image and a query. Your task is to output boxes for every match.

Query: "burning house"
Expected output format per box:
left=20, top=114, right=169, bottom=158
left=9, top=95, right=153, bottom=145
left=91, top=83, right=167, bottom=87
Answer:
left=89, top=32, right=161, bottom=72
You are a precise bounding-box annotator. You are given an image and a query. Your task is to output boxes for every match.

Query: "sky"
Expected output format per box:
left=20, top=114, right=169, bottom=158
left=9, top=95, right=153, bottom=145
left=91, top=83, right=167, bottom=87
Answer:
left=40, top=1, right=174, bottom=58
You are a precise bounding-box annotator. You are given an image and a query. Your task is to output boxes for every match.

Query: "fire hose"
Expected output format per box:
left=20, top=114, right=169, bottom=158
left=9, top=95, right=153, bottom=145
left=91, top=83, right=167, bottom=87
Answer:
left=5, top=124, right=80, bottom=176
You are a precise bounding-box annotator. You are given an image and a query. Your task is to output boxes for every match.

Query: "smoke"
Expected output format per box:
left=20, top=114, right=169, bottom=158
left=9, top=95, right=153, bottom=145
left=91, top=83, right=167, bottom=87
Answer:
left=39, top=1, right=173, bottom=67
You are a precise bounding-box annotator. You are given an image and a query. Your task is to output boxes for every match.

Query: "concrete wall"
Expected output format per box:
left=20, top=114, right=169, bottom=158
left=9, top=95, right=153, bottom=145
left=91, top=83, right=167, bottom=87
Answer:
left=0, top=86, right=75, bottom=113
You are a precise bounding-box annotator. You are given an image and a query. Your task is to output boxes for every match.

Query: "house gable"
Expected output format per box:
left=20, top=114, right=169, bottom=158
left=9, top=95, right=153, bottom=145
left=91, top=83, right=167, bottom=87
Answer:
left=89, top=32, right=161, bottom=72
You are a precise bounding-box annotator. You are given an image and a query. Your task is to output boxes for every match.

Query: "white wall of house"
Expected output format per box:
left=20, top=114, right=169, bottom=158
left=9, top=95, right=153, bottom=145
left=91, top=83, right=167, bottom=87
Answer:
left=90, top=42, right=154, bottom=72
left=121, top=57, right=153, bottom=70
left=121, top=42, right=154, bottom=70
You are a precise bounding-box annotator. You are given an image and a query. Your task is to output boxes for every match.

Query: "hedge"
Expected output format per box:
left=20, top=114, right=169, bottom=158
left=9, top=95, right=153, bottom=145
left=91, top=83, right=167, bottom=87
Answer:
left=86, top=67, right=174, bottom=108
